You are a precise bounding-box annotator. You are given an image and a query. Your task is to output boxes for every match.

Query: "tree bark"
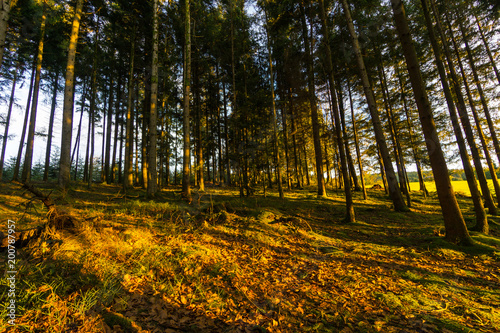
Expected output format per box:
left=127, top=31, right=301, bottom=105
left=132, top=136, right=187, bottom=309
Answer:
left=391, top=0, right=472, bottom=245
left=0, top=0, right=12, bottom=69
left=22, top=10, right=46, bottom=182
left=377, top=60, right=411, bottom=207
left=43, top=74, right=59, bottom=181
left=0, top=61, right=17, bottom=180
left=264, top=6, right=283, bottom=199
left=59, top=0, right=84, bottom=189
left=347, top=78, right=367, bottom=199
left=421, top=0, right=488, bottom=231
left=13, top=64, right=35, bottom=182
left=341, top=0, right=407, bottom=211
left=453, top=26, right=500, bottom=208
left=147, top=0, right=159, bottom=196
left=319, top=0, right=353, bottom=220
left=124, top=26, right=136, bottom=189
left=300, top=2, right=326, bottom=197
left=104, top=74, right=114, bottom=183
left=473, top=11, right=500, bottom=85
left=451, top=12, right=500, bottom=167
left=182, top=0, right=191, bottom=199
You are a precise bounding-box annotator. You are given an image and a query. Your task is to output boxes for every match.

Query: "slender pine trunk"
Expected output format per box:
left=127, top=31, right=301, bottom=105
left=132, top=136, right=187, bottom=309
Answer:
left=43, top=74, right=59, bottom=181
left=392, top=0, right=472, bottom=244
left=0, top=62, right=18, bottom=180
left=22, top=9, right=46, bottom=182
left=59, top=0, right=84, bottom=189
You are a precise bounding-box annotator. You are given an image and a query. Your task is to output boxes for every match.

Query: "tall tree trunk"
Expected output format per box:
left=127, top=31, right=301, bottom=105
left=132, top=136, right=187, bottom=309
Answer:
left=194, top=53, right=204, bottom=191
left=453, top=12, right=500, bottom=167
left=148, top=0, right=159, bottom=196
left=281, top=102, right=291, bottom=190
left=22, top=9, right=46, bottom=182
left=377, top=59, right=411, bottom=206
left=88, top=100, right=95, bottom=187
left=396, top=65, right=427, bottom=197
left=216, top=64, right=224, bottom=185
left=300, top=2, right=326, bottom=197
left=13, top=64, right=35, bottom=181
left=134, top=93, right=140, bottom=185
left=110, top=96, right=120, bottom=184
left=88, top=15, right=99, bottom=188
left=59, top=0, right=84, bottom=189
left=182, top=0, right=191, bottom=199
left=319, top=0, right=354, bottom=220
left=222, top=80, right=230, bottom=185
left=341, top=0, right=407, bottom=211
left=336, top=80, right=360, bottom=191
left=448, top=15, right=496, bottom=217
left=421, top=0, right=488, bottom=231
left=0, top=0, right=12, bottom=69
left=124, top=26, right=136, bottom=189
left=391, top=0, right=472, bottom=245
left=43, top=74, right=59, bottom=181
left=347, top=78, right=367, bottom=199
left=289, top=89, right=301, bottom=188
left=473, top=11, right=500, bottom=85
left=0, top=61, right=17, bottom=180
left=83, top=100, right=91, bottom=182
left=264, top=7, right=283, bottom=199
left=71, top=88, right=86, bottom=180
left=118, top=114, right=124, bottom=184
left=104, top=74, right=114, bottom=183
left=453, top=25, right=500, bottom=207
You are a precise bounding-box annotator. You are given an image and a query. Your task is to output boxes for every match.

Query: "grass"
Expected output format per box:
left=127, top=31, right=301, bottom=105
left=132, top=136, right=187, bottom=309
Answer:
left=0, top=180, right=499, bottom=332
left=409, top=179, right=498, bottom=197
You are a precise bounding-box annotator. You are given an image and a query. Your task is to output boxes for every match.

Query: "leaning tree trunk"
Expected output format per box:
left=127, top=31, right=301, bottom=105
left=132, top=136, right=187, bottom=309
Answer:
left=320, top=0, right=354, bottom=220
left=341, top=0, right=407, bottom=211
left=13, top=64, right=35, bottom=181
left=59, top=0, right=84, bottom=189
left=421, top=0, right=488, bottom=232
left=377, top=59, right=411, bottom=207
left=452, top=10, right=500, bottom=167
left=473, top=11, right=500, bottom=85
left=104, top=75, right=114, bottom=183
left=391, top=0, right=472, bottom=245
left=347, top=77, right=367, bottom=200
left=453, top=28, right=500, bottom=208
left=0, top=62, right=18, bottom=180
left=22, top=9, right=46, bottom=183
left=43, top=74, right=59, bottom=181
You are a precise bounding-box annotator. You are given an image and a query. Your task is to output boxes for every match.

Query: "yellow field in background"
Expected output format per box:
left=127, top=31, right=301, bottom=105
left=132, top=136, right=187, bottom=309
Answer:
left=409, top=180, right=496, bottom=197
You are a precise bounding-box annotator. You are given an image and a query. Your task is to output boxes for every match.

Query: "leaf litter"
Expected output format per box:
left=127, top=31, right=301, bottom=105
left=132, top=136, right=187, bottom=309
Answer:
left=0, top=182, right=499, bottom=332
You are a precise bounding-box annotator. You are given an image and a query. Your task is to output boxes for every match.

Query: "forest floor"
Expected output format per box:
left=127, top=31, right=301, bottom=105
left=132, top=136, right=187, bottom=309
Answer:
left=0, top=181, right=499, bottom=333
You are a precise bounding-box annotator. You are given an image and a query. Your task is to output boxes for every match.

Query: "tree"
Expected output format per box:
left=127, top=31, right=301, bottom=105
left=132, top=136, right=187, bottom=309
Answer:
left=147, top=0, right=159, bottom=197
left=58, top=0, right=84, bottom=189
left=0, top=0, right=12, bottom=69
left=341, top=0, right=407, bottom=212
left=319, top=0, right=354, bottom=221
left=390, top=0, right=472, bottom=245
left=182, top=0, right=191, bottom=200
left=421, top=0, right=488, bottom=233
left=300, top=1, right=326, bottom=197
left=21, top=3, right=46, bottom=182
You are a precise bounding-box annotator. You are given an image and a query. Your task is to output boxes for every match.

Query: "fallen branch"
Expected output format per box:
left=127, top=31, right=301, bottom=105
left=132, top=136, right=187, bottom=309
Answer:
left=20, top=182, right=79, bottom=230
